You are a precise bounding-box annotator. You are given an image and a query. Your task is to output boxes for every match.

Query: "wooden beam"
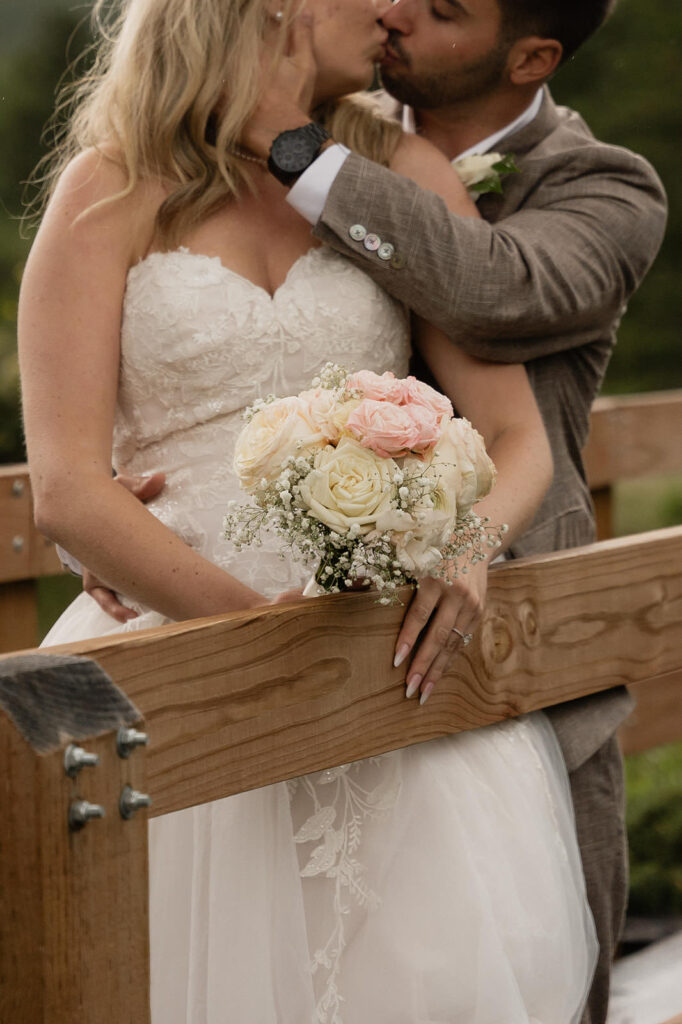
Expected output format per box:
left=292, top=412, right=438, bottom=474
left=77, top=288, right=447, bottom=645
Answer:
left=19, top=526, right=681, bottom=818
left=0, top=465, right=63, bottom=583
left=0, top=580, right=39, bottom=653
left=0, top=655, right=150, bottom=1024
left=584, top=390, right=682, bottom=488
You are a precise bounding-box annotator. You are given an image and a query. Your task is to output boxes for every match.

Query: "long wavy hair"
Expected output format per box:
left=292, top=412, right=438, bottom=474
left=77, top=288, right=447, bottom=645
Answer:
left=29, top=0, right=400, bottom=245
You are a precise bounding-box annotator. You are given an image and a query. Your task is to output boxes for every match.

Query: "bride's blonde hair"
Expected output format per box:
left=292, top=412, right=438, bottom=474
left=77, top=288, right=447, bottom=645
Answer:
left=30, top=0, right=401, bottom=244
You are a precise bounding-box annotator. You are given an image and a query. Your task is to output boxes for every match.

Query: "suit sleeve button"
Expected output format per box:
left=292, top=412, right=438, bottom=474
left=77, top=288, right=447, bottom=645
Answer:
left=377, top=242, right=395, bottom=261
left=390, top=252, right=406, bottom=269
left=363, top=233, right=382, bottom=251
left=349, top=224, right=367, bottom=241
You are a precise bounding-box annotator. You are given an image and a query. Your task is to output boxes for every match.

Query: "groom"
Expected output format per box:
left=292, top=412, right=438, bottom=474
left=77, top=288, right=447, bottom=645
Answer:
left=240, top=0, right=667, bottom=1020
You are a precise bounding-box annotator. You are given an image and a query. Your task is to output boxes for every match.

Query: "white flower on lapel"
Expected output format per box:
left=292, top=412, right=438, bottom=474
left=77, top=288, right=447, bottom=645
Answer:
left=453, top=152, right=519, bottom=199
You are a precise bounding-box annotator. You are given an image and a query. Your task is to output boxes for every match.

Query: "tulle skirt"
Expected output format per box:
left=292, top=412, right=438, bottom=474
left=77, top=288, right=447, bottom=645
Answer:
left=44, top=594, right=597, bottom=1023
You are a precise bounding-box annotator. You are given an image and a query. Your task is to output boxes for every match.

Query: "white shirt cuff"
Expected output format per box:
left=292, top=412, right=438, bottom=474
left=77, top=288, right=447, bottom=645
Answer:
left=287, top=144, right=350, bottom=225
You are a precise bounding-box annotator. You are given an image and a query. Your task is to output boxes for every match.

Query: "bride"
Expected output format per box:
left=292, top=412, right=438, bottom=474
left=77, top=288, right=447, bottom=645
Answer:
left=20, top=0, right=597, bottom=1019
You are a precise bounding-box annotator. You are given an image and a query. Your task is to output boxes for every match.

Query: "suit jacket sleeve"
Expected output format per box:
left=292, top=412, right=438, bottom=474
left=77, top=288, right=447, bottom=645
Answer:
left=313, top=144, right=667, bottom=364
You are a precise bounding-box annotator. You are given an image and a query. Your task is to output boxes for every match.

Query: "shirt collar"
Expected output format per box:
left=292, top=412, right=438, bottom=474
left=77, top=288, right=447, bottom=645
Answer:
left=401, top=88, right=543, bottom=160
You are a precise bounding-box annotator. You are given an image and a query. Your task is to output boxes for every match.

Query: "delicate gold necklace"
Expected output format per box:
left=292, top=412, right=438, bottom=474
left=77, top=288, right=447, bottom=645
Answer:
left=226, top=143, right=267, bottom=168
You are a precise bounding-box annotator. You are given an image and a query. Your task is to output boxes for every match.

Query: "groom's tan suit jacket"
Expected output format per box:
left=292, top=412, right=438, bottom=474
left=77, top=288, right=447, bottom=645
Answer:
left=313, top=88, right=667, bottom=770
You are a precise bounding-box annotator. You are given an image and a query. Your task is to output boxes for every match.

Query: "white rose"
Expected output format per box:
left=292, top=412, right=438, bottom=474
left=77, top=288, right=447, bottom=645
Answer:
left=394, top=536, right=443, bottom=576
left=298, top=389, right=361, bottom=443
left=452, top=152, right=503, bottom=188
left=429, top=416, right=496, bottom=520
left=234, top=397, right=325, bottom=493
left=298, top=437, right=397, bottom=534
left=375, top=508, right=416, bottom=534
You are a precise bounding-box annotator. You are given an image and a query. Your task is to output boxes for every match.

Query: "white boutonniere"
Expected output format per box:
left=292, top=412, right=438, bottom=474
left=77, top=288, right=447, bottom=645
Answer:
left=452, top=152, right=519, bottom=200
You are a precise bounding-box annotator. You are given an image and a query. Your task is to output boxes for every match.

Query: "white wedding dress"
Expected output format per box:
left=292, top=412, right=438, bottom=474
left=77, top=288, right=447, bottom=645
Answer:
left=43, top=245, right=597, bottom=1023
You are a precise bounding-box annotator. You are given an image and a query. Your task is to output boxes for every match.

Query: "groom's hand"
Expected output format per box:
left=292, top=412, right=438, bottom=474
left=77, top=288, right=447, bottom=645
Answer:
left=393, top=561, right=488, bottom=705
left=83, top=471, right=166, bottom=623
left=242, top=13, right=319, bottom=161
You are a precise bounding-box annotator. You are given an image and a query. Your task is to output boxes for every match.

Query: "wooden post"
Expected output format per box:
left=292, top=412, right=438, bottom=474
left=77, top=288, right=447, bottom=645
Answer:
left=0, top=466, right=64, bottom=653
left=591, top=484, right=614, bottom=541
left=0, top=580, right=39, bottom=653
left=0, top=654, right=151, bottom=1024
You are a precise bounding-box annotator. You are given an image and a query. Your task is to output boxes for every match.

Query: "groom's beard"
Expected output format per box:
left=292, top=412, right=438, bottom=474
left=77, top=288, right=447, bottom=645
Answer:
left=380, top=32, right=509, bottom=110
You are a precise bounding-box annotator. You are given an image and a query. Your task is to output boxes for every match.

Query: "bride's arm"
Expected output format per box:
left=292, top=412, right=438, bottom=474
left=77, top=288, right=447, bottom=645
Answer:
left=19, top=151, right=265, bottom=622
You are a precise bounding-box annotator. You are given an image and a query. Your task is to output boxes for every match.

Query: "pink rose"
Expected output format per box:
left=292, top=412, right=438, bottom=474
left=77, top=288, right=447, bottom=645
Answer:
left=345, top=399, right=440, bottom=458
left=404, top=403, right=443, bottom=453
left=346, top=370, right=405, bottom=404
left=400, top=376, right=454, bottom=419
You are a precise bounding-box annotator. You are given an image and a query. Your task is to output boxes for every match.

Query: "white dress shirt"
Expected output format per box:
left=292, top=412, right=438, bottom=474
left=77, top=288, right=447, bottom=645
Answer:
left=288, top=89, right=543, bottom=225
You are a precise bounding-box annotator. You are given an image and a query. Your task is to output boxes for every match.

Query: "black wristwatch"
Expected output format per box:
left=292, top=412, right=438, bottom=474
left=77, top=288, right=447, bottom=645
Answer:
left=267, top=122, right=332, bottom=186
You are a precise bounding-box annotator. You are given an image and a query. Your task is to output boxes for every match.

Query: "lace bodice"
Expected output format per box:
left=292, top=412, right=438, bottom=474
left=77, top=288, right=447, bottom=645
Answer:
left=113, top=246, right=410, bottom=597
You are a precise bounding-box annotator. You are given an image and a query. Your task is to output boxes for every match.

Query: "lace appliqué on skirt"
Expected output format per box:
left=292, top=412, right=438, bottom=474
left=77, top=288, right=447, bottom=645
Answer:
left=289, top=756, right=401, bottom=1023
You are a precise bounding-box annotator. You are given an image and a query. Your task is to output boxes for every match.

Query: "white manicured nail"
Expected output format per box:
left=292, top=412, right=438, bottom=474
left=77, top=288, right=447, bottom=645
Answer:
left=394, top=643, right=409, bottom=668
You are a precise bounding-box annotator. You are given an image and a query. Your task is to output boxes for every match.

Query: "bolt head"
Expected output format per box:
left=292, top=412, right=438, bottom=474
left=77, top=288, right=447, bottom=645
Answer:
left=119, top=785, right=152, bottom=820
left=68, top=800, right=105, bottom=831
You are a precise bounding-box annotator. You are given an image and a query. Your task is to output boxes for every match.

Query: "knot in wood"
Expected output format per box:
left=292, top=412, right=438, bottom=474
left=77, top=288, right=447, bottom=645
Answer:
left=481, top=615, right=513, bottom=665
left=519, top=600, right=541, bottom=648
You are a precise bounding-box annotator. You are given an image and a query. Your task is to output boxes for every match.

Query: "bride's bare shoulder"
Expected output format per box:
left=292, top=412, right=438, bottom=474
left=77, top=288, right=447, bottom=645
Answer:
left=48, top=146, right=165, bottom=258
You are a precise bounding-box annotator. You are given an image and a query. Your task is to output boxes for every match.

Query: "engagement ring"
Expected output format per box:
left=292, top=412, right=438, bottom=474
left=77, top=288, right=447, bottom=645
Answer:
left=451, top=627, right=473, bottom=647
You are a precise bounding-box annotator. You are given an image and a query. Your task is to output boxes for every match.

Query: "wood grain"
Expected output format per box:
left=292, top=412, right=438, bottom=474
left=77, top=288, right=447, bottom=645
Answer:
left=584, top=390, right=682, bottom=488
left=20, top=526, right=682, bottom=817
left=0, top=720, right=150, bottom=1024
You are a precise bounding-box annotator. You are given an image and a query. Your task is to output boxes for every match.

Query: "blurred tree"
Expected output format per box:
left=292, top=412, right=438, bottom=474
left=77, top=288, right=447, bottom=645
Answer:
left=0, top=8, right=92, bottom=462
left=551, top=0, right=681, bottom=393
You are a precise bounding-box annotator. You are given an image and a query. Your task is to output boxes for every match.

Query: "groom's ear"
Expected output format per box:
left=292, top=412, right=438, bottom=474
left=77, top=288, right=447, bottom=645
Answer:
left=506, top=36, right=563, bottom=86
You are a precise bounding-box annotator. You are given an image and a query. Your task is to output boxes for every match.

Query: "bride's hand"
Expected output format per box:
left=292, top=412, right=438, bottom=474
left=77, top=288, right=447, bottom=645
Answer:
left=241, top=14, right=318, bottom=159
left=393, top=561, right=488, bottom=705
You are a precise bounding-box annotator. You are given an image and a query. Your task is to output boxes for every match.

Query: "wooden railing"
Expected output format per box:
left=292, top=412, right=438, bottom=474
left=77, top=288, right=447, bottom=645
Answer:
left=1, top=390, right=681, bottom=654
left=1, top=390, right=681, bottom=1022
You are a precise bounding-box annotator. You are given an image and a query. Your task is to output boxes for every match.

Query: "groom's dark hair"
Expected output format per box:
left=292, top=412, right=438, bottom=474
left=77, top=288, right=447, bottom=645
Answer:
left=497, top=0, right=617, bottom=62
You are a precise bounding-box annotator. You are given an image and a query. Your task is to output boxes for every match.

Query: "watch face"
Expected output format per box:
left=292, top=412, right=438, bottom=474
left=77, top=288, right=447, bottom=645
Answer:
left=272, top=131, right=318, bottom=174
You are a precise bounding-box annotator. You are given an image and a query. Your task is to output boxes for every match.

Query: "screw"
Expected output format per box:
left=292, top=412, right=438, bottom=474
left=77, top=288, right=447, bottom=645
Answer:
left=116, top=727, right=149, bottom=759
left=68, top=800, right=105, bottom=831
left=12, top=536, right=24, bottom=554
left=119, top=786, right=152, bottom=820
left=64, top=744, right=100, bottom=778
left=12, top=480, right=25, bottom=498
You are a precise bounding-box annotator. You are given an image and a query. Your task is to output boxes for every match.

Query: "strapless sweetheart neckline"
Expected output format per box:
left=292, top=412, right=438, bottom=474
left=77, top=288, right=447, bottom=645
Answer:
left=128, top=244, right=325, bottom=301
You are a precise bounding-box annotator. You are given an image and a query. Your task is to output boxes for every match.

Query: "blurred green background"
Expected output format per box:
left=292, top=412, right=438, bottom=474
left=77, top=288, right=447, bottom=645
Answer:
left=1, top=0, right=681, bottom=931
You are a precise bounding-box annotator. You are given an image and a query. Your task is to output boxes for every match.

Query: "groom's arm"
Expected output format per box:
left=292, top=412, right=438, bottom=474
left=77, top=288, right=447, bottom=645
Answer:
left=308, top=146, right=667, bottom=364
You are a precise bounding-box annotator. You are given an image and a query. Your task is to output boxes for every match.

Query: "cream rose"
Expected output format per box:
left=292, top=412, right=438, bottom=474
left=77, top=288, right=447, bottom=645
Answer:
left=299, top=388, right=361, bottom=443
left=233, top=397, right=325, bottom=493
left=429, top=416, right=496, bottom=519
left=393, top=536, right=444, bottom=576
left=453, top=152, right=504, bottom=189
left=298, top=437, right=397, bottom=534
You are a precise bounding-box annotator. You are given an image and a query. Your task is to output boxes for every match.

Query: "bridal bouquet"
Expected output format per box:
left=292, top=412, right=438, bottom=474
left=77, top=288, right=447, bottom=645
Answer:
left=224, top=364, right=505, bottom=603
